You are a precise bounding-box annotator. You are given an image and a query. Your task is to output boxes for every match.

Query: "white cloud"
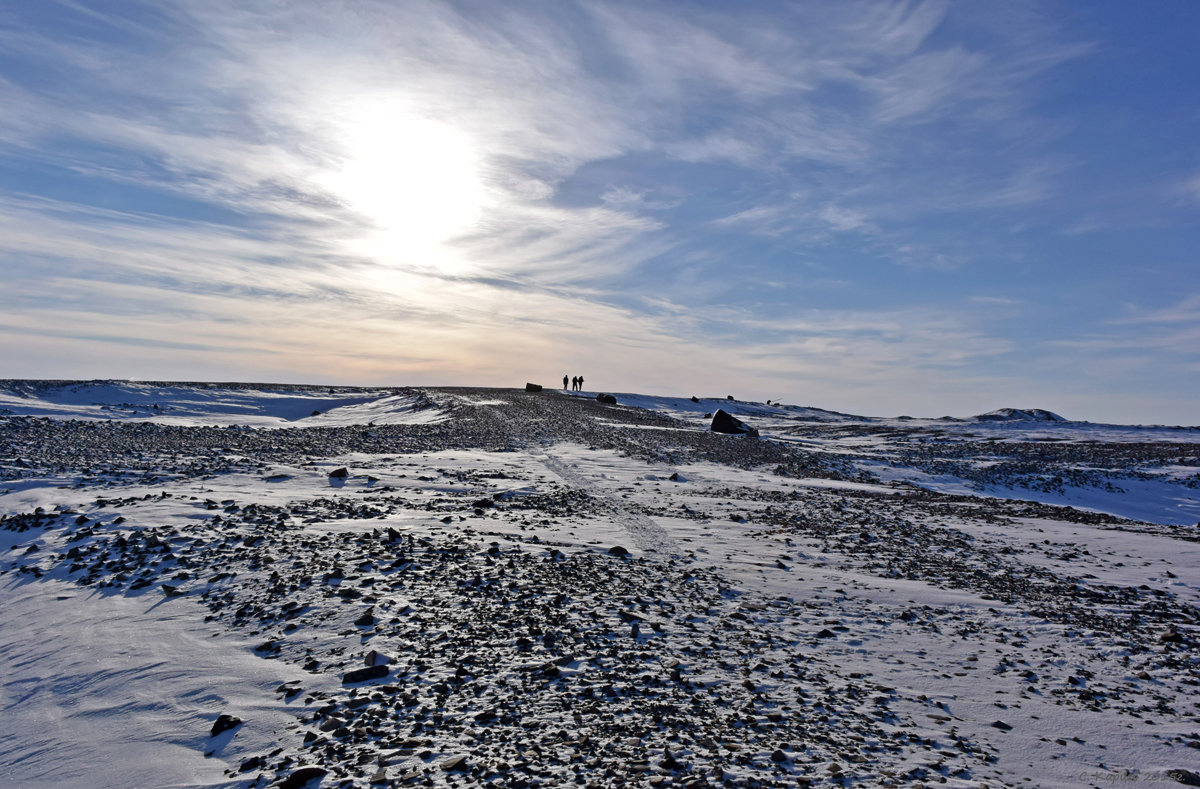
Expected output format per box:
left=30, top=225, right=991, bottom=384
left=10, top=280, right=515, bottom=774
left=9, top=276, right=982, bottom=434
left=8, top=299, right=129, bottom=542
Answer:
left=869, top=46, right=985, bottom=123
left=8, top=0, right=1180, bottom=424
left=1111, top=295, right=1200, bottom=326
left=1181, top=172, right=1200, bottom=204
left=817, top=205, right=872, bottom=233
left=859, top=0, right=949, bottom=57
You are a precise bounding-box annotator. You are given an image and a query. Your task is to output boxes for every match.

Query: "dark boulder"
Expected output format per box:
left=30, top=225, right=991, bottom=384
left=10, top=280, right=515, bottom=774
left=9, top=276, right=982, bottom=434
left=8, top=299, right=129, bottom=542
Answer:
left=525, top=382, right=543, bottom=392
left=275, top=766, right=328, bottom=789
left=441, top=755, right=469, bottom=772
left=596, top=393, right=617, bottom=405
left=710, top=409, right=759, bottom=436
left=328, top=467, right=349, bottom=479
left=342, top=664, right=389, bottom=684
left=210, top=713, right=242, bottom=737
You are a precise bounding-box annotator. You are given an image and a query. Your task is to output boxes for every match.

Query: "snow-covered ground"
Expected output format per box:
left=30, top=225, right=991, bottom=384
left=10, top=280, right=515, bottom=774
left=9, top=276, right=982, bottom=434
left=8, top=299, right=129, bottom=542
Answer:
left=0, top=380, right=444, bottom=427
left=1, top=382, right=1197, bottom=788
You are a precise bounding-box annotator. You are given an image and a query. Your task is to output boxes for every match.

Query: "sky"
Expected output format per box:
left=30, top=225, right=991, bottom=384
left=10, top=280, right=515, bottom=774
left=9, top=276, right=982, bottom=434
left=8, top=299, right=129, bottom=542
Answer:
left=1, top=0, right=1198, bottom=425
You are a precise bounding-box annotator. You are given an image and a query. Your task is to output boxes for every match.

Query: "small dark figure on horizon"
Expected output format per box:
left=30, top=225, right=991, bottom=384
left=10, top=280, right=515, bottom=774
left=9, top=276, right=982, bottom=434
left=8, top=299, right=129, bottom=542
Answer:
left=563, top=375, right=569, bottom=390
left=577, top=375, right=585, bottom=391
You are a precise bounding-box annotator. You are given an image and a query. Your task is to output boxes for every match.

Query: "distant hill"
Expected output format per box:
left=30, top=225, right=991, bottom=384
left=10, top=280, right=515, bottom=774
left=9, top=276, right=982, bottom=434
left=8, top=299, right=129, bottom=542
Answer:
left=972, top=407, right=1066, bottom=423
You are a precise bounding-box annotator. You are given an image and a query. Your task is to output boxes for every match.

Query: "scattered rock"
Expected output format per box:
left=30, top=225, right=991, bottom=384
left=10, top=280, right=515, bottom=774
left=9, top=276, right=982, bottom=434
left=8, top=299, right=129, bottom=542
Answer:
left=596, top=393, right=617, bottom=405
left=524, top=382, right=543, bottom=392
left=274, top=766, right=328, bottom=789
left=441, top=755, right=469, bottom=772
left=5, top=382, right=1196, bottom=789
left=210, top=713, right=243, bottom=737
left=328, top=467, right=349, bottom=479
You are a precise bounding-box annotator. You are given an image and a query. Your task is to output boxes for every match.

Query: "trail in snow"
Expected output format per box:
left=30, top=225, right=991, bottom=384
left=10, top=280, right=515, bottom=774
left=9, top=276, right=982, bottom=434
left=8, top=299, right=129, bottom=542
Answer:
left=535, top=448, right=677, bottom=555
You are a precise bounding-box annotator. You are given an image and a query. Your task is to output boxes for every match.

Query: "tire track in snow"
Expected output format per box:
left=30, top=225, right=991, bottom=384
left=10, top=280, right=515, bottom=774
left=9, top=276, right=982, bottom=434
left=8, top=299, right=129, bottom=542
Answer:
left=535, top=449, right=677, bottom=556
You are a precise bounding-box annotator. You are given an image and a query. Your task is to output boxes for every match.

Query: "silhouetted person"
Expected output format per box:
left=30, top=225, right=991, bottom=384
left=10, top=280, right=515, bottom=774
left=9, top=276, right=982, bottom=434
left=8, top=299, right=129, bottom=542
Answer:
left=563, top=375, right=568, bottom=390
left=577, top=375, right=584, bottom=391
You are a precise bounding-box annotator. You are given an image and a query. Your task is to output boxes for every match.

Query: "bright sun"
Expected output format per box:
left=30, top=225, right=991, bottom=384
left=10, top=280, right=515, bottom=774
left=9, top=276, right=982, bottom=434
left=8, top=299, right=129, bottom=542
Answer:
left=322, top=101, right=487, bottom=267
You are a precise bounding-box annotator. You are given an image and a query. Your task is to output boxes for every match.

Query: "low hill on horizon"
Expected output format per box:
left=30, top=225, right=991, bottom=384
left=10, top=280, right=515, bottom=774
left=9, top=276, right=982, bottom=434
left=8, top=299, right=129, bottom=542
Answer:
left=0, top=377, right=1164, bottom=429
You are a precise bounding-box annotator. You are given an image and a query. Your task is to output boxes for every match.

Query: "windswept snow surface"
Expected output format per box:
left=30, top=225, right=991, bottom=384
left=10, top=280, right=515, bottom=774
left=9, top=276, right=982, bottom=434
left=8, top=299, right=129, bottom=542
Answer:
left=0, top=380, right=445, bottom=427
left=1, top=382, right=1199, bottom=789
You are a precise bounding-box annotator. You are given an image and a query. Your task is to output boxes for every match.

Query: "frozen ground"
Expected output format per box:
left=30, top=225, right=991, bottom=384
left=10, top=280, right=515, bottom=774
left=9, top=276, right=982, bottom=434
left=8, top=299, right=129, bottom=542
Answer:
left=1, top=381, right=1197, bottom=789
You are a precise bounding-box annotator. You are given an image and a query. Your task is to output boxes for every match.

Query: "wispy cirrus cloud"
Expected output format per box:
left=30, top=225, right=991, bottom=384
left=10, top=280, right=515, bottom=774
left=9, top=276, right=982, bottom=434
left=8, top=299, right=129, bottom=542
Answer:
left=1, top=0, right=1196, bottom=424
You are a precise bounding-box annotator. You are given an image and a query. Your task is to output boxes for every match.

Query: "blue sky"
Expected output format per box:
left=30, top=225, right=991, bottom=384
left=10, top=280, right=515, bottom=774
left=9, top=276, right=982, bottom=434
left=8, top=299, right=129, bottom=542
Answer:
left=1, top=0, right=1198, bottom=424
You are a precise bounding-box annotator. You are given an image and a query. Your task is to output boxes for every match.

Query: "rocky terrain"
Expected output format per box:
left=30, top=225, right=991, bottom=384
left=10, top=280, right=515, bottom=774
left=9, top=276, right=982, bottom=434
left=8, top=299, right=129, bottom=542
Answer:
left=1, top=383, right=1198, bottom=788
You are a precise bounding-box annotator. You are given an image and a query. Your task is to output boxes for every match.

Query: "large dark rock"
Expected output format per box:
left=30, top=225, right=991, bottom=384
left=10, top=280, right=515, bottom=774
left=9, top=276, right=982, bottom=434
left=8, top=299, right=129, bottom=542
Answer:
left=275, top=766, right=328, bottom=789
left=525, top=382, right=543, bottom=392
left=710, top=409, right=759, bottom=436
left=342, top=664, right=389, bottom=684
left=441, top=755, right=469, bottom=772
left=210, top=713, right=242, bottom=737
left=596, top=393, right=617, bottom=405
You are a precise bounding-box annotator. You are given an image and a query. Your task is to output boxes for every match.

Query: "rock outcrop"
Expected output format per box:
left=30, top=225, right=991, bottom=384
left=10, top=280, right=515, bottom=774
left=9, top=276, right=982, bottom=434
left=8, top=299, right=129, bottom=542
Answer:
left=710, top=408, right=759, bottom=436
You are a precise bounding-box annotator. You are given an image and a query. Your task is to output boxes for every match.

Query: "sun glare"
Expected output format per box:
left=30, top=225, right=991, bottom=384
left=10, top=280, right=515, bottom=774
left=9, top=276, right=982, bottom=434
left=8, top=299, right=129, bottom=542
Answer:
left=322, top=102, right=487, bottom=269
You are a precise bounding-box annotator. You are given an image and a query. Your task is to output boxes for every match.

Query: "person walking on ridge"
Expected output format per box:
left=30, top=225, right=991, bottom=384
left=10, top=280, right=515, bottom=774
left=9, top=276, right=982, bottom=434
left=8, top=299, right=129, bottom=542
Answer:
left=563, top=374, right=569, bottom=391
